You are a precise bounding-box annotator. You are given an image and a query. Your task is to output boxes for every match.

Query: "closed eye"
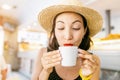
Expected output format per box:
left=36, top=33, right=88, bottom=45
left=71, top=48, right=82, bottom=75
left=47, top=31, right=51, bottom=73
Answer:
left=57, top=27, right=64, bottom=30
left=72, top=28, right=80, bottom=30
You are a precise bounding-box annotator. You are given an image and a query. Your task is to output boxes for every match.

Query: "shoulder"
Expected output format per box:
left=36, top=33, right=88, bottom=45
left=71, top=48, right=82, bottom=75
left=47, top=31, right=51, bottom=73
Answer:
left=37, top=47, right=47, bottom=57
left=33, top=47, right=47, bottom=69
left=35, top=47, right=48, bottom=62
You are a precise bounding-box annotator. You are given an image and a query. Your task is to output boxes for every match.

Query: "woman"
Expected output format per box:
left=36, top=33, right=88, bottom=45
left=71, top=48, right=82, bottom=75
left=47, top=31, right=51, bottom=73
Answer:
left=32, top=0, right=103, bottom=80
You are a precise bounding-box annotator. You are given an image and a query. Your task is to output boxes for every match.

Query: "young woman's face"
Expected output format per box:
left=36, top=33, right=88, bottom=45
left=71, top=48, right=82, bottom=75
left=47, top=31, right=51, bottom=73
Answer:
left=55, top=12, right=86, bottom=47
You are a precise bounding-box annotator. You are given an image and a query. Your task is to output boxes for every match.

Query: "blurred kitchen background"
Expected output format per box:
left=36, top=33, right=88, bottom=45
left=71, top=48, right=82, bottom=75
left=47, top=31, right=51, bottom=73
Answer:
left=0, top=0, right=120, bottom=80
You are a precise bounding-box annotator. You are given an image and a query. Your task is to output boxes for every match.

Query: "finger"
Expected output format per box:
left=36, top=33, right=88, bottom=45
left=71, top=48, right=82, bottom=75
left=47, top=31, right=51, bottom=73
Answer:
left=78, top=49, right=90, bottom=58
left=83, top=59, right=93, bottom=67
left=43, top=50, right=59, bottom=60
left=43, top=52, right=62, bottom=64
left=52, top=53, right=61, bottom=59
left=82, top=64, right=92, bottom=71
left=43, top=50, right=59, bottom=57
left=80, top=55, right=99, bottom=76
left=82, top=61, right=93, bottom=72
left=78, top=49, right=88, bottom=55
left=79, top=53, right=96, bottom=63
left=42, top=57, right=61, bottom=70
left=44, top=57, right=61, bottom=68
left=82, top=59, right=97, bottom=71
left=44, top=53, right=61, bottom=60
left=46, top=61, right=60, bottom=69
left=47, top=57, right=62, bottom=64
left=81, top=65, right=93, bottom=76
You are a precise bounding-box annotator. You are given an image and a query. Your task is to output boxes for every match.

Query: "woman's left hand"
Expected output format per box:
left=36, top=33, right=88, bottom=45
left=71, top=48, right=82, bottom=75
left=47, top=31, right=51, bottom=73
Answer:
left=78, top=49, right=99, bottom=77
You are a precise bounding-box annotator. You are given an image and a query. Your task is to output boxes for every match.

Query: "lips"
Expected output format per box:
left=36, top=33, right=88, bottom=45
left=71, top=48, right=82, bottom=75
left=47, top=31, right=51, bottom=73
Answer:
left=64, top=44, right=73, bottom=46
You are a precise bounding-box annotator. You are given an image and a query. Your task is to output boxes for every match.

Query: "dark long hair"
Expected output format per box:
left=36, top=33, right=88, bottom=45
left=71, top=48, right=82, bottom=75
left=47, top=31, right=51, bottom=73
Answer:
left=48, top=12, right=93, bottom=51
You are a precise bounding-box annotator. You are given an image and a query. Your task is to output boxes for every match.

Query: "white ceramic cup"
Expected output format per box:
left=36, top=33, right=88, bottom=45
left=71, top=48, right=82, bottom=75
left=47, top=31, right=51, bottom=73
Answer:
left=59, top=46, right=78, bottom=67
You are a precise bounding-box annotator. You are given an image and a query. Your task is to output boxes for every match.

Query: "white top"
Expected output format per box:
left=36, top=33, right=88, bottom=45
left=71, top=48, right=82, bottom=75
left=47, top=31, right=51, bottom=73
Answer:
left=0, top=55, right=7, bottom=80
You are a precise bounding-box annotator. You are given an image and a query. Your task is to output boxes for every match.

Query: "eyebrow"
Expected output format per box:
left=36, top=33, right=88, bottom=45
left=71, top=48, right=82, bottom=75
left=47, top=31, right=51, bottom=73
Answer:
left=72, top=20, right=82, bottom=24
left=56, top=20, right=82, bottom=24
left=56, top=21, right=64, bottom=23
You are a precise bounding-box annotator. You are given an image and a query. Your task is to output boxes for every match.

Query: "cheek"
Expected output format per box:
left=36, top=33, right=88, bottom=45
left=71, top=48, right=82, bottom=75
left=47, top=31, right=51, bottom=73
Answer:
left=55, top=31, right=63, bottom=44
left=75, top=37, right=83, bottom=46
left=74, top=32, right=84, bottom=46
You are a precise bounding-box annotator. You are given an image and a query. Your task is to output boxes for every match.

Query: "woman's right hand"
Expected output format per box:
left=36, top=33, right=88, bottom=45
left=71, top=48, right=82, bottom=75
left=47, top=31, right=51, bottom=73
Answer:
left=41, top=50, right=62, bottom=74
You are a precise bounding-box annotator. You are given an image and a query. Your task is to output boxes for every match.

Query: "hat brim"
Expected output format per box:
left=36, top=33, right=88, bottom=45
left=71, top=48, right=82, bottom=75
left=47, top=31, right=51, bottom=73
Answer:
left=38, top=5, right=103, bottom=37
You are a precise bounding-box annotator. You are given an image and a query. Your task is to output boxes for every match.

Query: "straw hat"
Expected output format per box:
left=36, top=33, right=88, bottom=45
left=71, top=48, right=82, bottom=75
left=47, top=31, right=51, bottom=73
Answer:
left=38, top=0, right=103, bottom=37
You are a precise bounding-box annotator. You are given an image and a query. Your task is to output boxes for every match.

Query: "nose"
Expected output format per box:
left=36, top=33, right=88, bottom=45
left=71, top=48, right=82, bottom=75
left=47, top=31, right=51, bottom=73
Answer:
left=64, top=29, right=73, bottom=40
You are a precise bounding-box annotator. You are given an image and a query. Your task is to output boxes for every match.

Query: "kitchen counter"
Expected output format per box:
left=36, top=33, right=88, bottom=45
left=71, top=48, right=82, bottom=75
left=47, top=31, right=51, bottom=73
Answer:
left=92, top=50, right=120, bottom=71
left=90, top=39, right=120, bottom=71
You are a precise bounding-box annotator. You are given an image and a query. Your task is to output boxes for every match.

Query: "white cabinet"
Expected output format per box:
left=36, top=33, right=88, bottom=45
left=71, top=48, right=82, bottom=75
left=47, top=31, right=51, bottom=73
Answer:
left=18, top=51, right=39, bottom=78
